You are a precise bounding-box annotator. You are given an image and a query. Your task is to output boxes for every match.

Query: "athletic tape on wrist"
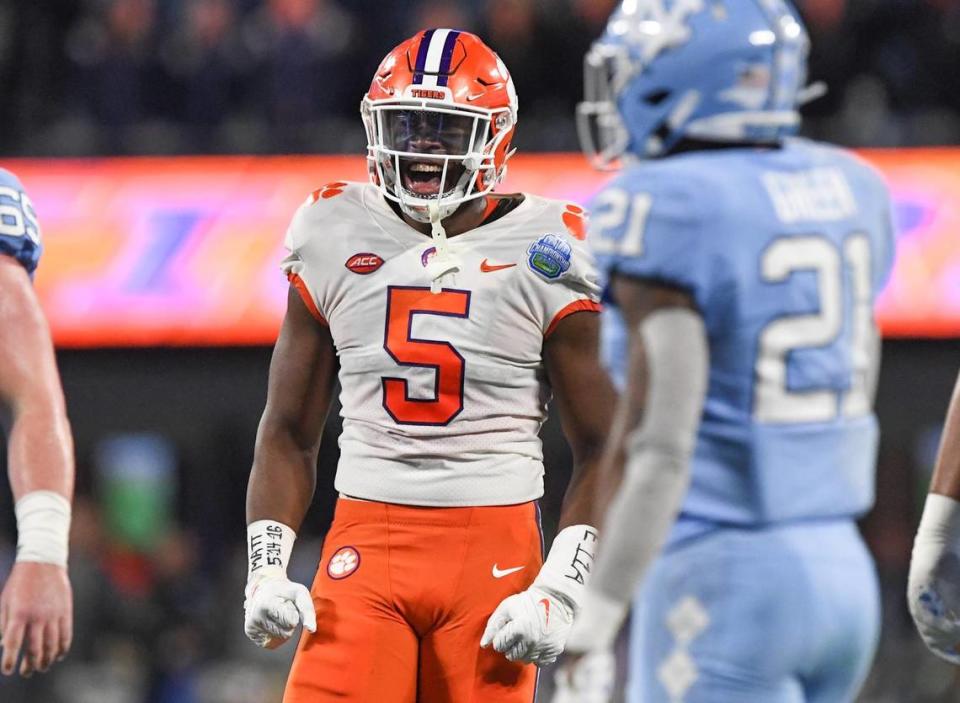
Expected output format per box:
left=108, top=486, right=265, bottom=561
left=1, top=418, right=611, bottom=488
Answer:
left=917, top=493, right=960, bottom=544
left=15, top=490, right=71, bottom=567
left=533, top=524, right=599, bottom=613
left=247, top=519, right=296, bottom=582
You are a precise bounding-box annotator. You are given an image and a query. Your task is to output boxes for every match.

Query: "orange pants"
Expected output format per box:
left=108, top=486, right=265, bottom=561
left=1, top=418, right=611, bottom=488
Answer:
left=283, top=499, right=544, bottom=703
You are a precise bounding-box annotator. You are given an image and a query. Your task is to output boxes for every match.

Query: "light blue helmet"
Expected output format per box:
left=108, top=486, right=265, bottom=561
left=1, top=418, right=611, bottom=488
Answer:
left=577, top=0, right=812, bottom=168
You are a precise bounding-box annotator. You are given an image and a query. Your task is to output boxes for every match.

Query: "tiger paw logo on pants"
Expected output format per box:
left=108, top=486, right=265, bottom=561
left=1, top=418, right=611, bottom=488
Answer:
left=327, top=546, right=360, bottom=579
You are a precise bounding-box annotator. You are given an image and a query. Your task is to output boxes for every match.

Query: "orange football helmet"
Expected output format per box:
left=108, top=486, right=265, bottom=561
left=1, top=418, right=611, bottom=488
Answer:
left=361, top=29, right=519, bottom=222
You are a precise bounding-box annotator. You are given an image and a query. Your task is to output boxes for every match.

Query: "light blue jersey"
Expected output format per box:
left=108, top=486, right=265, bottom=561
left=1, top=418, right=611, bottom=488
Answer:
left=594, top=138, right=895, bottom=542
left=592, top=139, right=894, bottom=703
left=0, top=168, right=42, bottom=275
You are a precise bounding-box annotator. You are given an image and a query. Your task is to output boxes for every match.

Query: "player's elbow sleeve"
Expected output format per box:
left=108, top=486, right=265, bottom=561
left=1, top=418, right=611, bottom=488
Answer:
left=589, top=444, right=691, bottom=604
left=627, top=307, right=709, bottom=460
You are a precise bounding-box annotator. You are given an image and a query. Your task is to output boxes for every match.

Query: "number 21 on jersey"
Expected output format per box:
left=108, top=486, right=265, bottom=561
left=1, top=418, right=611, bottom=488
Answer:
left=754, top=234, right=875, bottom=424
left=382, top=286, right=471, bottom=426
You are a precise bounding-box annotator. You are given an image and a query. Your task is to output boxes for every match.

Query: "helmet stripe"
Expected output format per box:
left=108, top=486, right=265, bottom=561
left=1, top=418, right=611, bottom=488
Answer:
left=415, top=28, right=460, bottom=88
left=421, top=28, right=451, bottom=87
left=412, top=28, right=435, bottom=85
left=436, top=30, right=461, bottom=87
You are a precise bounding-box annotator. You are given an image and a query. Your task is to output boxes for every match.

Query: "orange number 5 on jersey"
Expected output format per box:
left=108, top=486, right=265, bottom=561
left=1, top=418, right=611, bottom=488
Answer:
left=382, top=286, right=471, bottom=426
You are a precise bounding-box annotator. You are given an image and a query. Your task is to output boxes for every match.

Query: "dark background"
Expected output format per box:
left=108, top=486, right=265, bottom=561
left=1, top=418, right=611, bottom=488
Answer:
left=1, top=0, right=960, bottom=701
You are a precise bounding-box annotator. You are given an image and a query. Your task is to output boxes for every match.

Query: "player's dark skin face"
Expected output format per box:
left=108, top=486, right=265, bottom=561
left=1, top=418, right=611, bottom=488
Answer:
left=389, top=111, right=491, bottom=238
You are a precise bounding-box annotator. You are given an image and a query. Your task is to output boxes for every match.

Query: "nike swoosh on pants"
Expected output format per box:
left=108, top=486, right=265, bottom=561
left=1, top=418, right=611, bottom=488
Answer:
left=492, top=564, right=525, bottom=578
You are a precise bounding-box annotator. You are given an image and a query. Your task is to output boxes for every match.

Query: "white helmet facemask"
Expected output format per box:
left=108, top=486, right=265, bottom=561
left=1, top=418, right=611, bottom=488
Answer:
left=362, top=94, right=515, bottom=223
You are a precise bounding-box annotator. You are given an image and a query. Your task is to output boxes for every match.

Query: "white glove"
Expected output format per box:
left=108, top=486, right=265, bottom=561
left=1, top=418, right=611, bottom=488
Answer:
left=481, top=525, right=598, bottom=666
left=909, top=493, right=960, bottom=664
left=481, top=584, right=574, bottom=665
left=244, top=520, right=316, bottom=649
left=244, top=574, right=316, bottom=649
left=552, top=649, right=616, bottom=703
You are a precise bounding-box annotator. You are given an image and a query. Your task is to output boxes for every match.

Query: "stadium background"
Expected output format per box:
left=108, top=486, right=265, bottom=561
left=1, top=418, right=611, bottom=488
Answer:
left=0, top=0, right=959, bottom=701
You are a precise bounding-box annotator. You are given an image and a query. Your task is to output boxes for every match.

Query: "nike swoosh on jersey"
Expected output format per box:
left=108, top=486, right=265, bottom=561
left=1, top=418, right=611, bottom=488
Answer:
left=492, top=564, right=525, bottom=578
left=480, top=259, right=517, bottom=273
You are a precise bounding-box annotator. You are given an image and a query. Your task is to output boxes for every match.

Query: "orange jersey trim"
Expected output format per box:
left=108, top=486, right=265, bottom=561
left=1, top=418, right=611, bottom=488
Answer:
left=545, top=299, right=602, bottom=338
left=287, top=272, right=328, bottom=326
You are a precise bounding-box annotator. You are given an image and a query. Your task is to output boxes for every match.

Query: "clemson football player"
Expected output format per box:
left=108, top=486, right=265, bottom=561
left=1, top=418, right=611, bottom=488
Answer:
left=243, top=29, right=616, bottom=702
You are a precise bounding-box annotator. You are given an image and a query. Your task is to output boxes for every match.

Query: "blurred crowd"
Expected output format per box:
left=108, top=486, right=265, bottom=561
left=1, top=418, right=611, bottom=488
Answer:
left=0, top=0, right=959, bottom=156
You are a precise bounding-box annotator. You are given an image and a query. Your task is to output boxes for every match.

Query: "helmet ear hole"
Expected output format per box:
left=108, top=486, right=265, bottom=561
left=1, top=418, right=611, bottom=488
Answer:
left=643, top=89, right=671, bottom=106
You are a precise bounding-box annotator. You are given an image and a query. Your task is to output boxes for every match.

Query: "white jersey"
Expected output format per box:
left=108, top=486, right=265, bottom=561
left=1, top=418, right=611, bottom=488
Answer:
left=281, top=182, right=600, bottom=507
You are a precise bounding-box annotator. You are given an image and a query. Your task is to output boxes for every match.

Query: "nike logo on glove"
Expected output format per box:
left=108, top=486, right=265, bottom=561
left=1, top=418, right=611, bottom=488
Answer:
left=480, top=259, right=516, bottom=273
left=492, top=564, right=525, bottom=578
left=539, top=597, right=551, bottom=626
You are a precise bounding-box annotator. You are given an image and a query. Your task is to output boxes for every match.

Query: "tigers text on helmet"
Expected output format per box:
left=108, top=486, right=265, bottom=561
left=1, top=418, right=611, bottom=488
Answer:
left=577, top=0, right=811, bottom=169
left=362, top=29, right=519, bottom=223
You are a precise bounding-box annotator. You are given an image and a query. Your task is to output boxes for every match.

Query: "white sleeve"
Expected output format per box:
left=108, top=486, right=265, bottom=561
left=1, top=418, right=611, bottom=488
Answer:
left=280, top=196, right=329, bottom=324
left=280, top=197, right=310, bottom=277
left=566, top=307, right=708, bottom=651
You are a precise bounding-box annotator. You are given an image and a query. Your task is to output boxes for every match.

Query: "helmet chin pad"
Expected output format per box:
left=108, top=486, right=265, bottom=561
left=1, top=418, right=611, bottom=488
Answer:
left=393, top=168, right=472, bottom=223
left=398, top=195, right=461, bottom=223
left=379, top=150, right=489, bottom=223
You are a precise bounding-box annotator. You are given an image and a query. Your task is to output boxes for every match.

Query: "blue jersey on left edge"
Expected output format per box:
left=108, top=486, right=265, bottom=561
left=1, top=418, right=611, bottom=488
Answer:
left=0, top=168, right=42, bottom=275
left=592, top=138, right=896, bottom=542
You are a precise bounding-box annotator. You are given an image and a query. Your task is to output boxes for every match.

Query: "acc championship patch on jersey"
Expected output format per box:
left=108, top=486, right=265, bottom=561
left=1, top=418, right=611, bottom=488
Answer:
left=527, top=234, right=572, bottom=280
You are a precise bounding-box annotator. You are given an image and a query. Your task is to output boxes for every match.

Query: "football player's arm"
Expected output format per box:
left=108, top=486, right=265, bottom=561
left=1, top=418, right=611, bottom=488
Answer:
left=0, top=255, right=74, bottom=677
left=482, top=309, right=615, bottom=666
left=546, top=309, right=618, bottom=528
left=929, top=378, right=960, bottom=500
left=909, top=370, right=960, bottom=663
left=562, top=276, right=707, bottom=655
left=243, top=286, right=337, bottom=649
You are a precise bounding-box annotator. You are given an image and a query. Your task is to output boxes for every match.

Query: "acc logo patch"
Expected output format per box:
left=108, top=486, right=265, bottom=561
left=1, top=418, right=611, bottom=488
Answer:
left=527, top=234, right=572, bottom=280
left=345, top=252, right=384, bottom=274
left=327, top=546, right=360, bottom=579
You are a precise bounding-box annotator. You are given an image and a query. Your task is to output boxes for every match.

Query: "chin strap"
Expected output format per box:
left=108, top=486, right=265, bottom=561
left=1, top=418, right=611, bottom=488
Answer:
left=425, top=201, right=461, bottom=294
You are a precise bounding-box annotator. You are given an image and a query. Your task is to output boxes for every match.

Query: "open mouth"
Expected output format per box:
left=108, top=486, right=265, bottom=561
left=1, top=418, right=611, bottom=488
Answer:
left=400, top=158, right=464, bottom=197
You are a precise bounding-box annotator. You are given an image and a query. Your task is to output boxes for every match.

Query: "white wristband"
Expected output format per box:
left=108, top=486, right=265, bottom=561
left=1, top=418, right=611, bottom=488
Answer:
left=916, top=493, right=960, bottom=545
left=247, top=519, right=296, bottom=582
left=15, top=490, right=71, bottom=567
left=533, top=524, right=599, bottom=614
